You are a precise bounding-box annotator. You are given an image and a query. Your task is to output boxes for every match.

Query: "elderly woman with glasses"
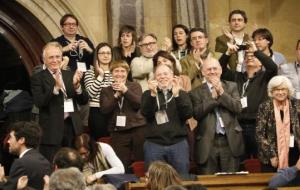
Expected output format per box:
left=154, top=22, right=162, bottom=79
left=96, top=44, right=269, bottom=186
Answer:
left=256, top=75, right=300, bottom=172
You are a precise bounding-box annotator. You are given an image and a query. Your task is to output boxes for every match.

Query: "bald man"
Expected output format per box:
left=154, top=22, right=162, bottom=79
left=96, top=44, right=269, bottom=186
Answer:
left=190, top=57, right=244, bottom=174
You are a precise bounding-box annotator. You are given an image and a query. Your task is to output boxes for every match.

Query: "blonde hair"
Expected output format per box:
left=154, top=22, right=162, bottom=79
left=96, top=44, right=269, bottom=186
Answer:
left=146, top=161, right=182, bottom=190
left=267, top=75, right=294, bottom=98
left=109, top=60, right=130, bottom=73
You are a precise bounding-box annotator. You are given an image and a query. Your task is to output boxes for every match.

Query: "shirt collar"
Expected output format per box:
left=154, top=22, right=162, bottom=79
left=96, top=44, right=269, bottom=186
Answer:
left=19, top=148, right=32, bottom=158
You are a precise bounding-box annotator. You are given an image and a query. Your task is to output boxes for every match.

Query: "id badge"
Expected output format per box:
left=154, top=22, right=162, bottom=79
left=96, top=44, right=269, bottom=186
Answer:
left=296, top=92, right=300, bottom=99
left=64, top=98, right=74, bottom=112
left=236, top=64, right=242, bottom=72
left=241, top=97, right=248, bottom=108
left=290, top=135, right=294, bottom=147
left=155, top=110, right=169, bottom=125
left=77, top=61, right=87, bottom=72
left=116, top=115, right=126, bottom=127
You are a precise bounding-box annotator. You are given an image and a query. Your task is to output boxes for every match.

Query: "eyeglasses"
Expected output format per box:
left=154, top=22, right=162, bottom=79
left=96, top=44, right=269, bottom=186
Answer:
left=63, top=23, right=78, bottom=27
left=139, top=42, right=156, bottom=48
left=98, top=52, right=112, bottom=55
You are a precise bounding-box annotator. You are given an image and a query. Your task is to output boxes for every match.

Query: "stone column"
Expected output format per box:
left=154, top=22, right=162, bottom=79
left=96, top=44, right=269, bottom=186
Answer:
left=172, top=0, right=208, bottom=31
left=107, top=0, right=144, bottom=46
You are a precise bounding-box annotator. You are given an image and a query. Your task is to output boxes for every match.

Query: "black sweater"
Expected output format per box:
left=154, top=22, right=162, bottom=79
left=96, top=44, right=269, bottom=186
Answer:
left=141, top=90, right=193, bottom=145
left=219, top=51, right=278, bottom=121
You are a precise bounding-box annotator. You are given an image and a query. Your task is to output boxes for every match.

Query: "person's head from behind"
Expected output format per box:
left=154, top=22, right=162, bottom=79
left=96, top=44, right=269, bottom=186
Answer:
left=90, top=184, right=117, bottom=190
left=74, top=133, right=98, bottom=163
left=8, top=121, right=41, bottom=156
left=189, top=28, right=208, bottom=51
left=49, top=167, right=85, bottom=190
left=267, top=75, right=294, bottom=103
left=252, top=28, right=273, bottom=52
left=153, top=50, right=180, bottom=76
left=228, top=9, right=247, bottom=32
left=118, top=25, right=137, bottom=48
left=146, top=161, right=182, bottom=190
left=172, top=24, right=190, bottom=51
left=138, top=33, right=158, bottom=58
left=53, top=147, right=84, bottom=171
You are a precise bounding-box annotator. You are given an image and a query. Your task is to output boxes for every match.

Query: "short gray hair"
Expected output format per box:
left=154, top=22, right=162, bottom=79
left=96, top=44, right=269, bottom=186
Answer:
left=267, top=75, right=294, bottom=98
left=42, top=41, right=63, bottom=60
left=49, top=167, right=86, bottom=190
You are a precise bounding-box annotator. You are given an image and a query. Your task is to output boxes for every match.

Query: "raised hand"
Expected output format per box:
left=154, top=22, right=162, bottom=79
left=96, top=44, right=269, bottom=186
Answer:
left=161, top=37, right=172, bottom=52
left=78, top=39, right=93, bottom=53
left=148, top=79, right=158, bottom=97
left=192, top=49, right=204, bottom=68
left=73, top=69, right=83, bottom=89
left=172, top=76, right=180, bottom=97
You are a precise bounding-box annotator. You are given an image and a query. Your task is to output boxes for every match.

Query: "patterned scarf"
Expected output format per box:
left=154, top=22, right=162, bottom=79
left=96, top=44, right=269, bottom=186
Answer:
left=273, top=99, right=290, bottom=169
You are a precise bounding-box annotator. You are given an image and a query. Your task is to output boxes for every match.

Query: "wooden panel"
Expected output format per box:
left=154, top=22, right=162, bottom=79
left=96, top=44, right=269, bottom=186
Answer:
left=126, top=173, right=276, bottom=190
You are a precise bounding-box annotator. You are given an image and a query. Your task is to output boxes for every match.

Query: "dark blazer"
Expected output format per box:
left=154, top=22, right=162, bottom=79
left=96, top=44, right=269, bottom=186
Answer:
left=31, top=69, right=88, bottom=145
left=190, top=80, right=244, bottom=164
left=3, top=149, right=51, bottom=190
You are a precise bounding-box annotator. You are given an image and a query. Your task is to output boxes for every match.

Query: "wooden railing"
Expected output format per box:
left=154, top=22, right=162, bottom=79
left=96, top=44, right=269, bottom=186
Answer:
left=126, top=173, right=277, bottom=190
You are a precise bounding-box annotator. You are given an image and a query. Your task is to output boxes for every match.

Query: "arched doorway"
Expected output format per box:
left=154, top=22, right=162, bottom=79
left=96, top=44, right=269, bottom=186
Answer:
left=0, top=0, right=53, bottom=170
left=0, top=0, right=52, bottom=77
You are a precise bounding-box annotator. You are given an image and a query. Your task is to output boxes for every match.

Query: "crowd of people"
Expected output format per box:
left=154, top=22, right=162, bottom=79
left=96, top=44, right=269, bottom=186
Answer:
left=0, top=8, right=300, bottom=189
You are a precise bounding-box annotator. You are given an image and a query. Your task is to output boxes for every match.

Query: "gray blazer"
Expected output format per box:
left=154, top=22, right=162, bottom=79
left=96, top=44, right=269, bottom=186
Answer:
left=190, top=80, right=244, bottom=164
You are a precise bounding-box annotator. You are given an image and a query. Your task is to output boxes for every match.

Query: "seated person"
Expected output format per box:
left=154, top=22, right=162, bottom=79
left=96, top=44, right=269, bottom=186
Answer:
left=74, top=134, right=124, bottom=185
left=269, top=157, right=300, bottom=188
left=146, top=161, right=182, bottom=190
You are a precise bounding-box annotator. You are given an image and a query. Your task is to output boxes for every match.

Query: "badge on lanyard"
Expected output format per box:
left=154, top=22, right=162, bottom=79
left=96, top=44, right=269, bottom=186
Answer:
left=116, top=97, right=126, bottom=127
left=64, top=98, right=74, bottom=112
left=77, top=62, right=87, bottom=72
left=290, top=135, right=295, bottom=148
left=296, top=92, right=300, bottom=99
left=116, top=115, right=126, bottom=127
left=241, top=97, right=248, bottom=108
left=155, top=110, right=169, bottom=125
left=236, top=63, right=242, bottom=72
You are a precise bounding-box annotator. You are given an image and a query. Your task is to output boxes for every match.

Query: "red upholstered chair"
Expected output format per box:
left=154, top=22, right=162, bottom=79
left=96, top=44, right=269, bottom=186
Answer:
left=244, top=158, right=261, bottom=173
left=131, top=161, right=145, bottom=177
left=97, top=136, right=112, bottom=145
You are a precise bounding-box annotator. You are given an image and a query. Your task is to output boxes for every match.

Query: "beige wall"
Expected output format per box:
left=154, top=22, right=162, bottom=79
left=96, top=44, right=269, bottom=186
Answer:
left=208, top=0, right=300, bottom=62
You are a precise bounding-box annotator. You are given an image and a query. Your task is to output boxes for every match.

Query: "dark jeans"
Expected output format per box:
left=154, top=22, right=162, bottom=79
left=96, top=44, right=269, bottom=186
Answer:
left=144, top=139, right=189, bottom=174
left=239, top=120, right=258, bottom=159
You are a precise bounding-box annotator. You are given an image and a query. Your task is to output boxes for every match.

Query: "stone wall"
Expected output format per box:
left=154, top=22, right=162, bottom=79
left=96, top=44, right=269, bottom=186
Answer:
left=16, top=0, right=300, bottom=62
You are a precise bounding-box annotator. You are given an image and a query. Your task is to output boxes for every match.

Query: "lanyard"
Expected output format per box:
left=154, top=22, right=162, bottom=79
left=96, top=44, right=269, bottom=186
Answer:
left=242, top=79, right=249, bottom=97
left=156, top=91, right=173, bottom=110
left=118, top=97, right=124, bottom=112
left=67, top=41, right=83, bottom=60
